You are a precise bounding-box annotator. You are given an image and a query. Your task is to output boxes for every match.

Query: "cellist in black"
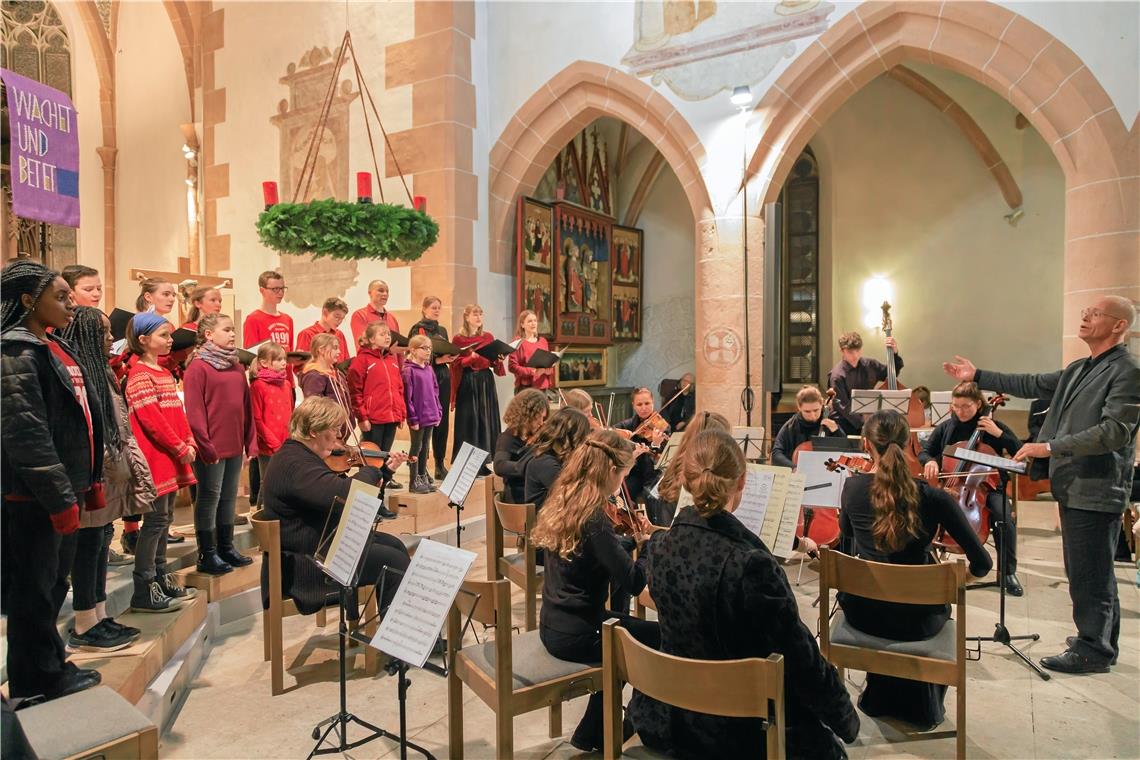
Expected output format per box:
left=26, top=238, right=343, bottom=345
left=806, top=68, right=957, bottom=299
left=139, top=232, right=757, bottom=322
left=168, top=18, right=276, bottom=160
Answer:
left=772, top=385, right=845, bottom=468
left=919, top=381, right=1024, bottom=596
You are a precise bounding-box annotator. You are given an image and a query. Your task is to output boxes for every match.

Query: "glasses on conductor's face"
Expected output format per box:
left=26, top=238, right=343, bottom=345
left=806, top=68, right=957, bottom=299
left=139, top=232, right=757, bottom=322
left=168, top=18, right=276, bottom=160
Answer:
left=1081, top=308, right=1117, bottom=320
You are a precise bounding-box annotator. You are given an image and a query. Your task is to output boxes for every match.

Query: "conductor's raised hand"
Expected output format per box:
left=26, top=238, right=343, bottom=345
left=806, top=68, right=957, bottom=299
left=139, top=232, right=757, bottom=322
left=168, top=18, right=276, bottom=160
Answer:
left=942, top=355, right=976, bottom=382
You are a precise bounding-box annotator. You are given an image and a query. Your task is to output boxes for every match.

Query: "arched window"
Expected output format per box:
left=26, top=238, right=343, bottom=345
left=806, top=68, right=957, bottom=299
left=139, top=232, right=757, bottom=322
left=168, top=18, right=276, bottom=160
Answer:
left=1, top=0, right=77, bottom=268
left=779, top=147, right=819, bottom=386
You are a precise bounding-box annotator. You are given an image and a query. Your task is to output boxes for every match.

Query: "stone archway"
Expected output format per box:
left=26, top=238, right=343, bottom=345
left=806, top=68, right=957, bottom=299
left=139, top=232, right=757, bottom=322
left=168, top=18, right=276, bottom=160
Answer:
left=745, top=1, right=1137, bottom=363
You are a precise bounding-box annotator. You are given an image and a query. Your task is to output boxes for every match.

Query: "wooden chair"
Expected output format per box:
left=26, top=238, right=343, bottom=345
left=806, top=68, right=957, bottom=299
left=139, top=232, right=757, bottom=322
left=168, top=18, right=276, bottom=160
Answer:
left=250, top=509, right=379, bottom=695
left=492, top=495, right=543, bottom=630
left=447, top=579, right=602, bottom=759
left=818, top=547, right=968, bottom=759
left=601, top=618, right=785, bottom=759
left=484, top=474, right=505, bottom=581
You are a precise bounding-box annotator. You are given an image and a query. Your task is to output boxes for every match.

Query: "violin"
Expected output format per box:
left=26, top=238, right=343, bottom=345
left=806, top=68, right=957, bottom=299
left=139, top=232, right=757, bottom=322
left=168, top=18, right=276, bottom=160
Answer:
left=935, top=393, right=1007, bottom=550
left=604, top=484, right=653, bottom=537
left=825, top=454, right=873, bottom=474
left=324, top=440, right=388, bottom=474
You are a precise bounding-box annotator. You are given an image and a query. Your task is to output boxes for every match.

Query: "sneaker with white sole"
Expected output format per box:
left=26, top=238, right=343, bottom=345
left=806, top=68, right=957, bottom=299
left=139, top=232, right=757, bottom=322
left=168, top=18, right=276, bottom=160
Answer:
left=130, top=581, right=184, bottom=613
left=158, top=572, right=198, bottom=600
left=67, top=621, right=135, bottom=653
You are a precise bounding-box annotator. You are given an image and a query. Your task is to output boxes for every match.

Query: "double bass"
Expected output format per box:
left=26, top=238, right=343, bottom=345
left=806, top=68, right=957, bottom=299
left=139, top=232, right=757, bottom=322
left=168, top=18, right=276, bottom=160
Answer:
left=878, top=302, right=925, bottom=476
left=933, top=393, right=1008, bottom=549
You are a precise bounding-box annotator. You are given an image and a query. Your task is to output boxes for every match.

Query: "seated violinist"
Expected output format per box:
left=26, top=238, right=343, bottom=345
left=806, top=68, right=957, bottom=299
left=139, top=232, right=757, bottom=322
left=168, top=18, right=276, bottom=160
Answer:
left=615, top=387, right=670, bottom=503
left=632, top=430, right=859, bottom=759
left=828, top=331, right=904, bottom=435
left=772, top=385, right=845, bottom=468
left=920, top=381, right=1024, bottom=596
left=260, top=397, right=411, bottom=617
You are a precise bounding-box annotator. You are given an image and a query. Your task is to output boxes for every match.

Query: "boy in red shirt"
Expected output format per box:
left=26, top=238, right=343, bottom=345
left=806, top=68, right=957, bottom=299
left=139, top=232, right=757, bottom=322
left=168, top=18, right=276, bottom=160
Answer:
left=297, top=297, right=351, bottom=360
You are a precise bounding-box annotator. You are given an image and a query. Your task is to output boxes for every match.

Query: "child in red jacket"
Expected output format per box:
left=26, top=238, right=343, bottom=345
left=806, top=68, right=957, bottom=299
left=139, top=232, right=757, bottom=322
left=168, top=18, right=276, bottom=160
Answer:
left=348, top=323, right=406, bottom=480
left=249, top=342, right=292, bottom=504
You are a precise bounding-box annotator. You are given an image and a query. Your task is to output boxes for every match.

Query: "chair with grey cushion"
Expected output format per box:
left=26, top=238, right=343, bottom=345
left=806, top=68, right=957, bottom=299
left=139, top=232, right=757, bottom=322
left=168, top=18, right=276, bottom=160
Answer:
left=447, top=578, right=601, bottom=759
left=18, top=685, right=158, bottom=760
left=818, top=547, right=968, bottom=759
left=493, top=496, right=542, bottom=630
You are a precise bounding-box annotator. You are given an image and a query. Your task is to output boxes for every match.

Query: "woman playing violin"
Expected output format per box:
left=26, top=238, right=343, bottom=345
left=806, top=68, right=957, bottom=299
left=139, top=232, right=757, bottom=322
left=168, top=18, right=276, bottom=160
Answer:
left=614, top=387, right=670, bottom=502
left=919, top=381, right=1024, bottom=595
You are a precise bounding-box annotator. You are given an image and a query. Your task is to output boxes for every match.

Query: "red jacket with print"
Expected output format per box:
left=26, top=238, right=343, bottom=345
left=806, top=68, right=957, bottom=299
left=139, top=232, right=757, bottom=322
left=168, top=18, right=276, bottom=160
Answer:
left=347, top=348, right=406, bottom=425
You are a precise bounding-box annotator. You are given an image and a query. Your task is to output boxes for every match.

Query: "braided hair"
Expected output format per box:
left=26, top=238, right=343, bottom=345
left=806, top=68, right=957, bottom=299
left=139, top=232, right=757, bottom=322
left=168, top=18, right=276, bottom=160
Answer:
left=1, top=259, right=59, bottom=333
left=59, top=306, right=121, bottom=452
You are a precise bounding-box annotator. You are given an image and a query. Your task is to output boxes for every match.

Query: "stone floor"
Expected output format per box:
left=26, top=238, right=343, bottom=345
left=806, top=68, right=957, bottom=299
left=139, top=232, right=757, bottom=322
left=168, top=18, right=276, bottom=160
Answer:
left=164, top=501, right=1140, bottom=759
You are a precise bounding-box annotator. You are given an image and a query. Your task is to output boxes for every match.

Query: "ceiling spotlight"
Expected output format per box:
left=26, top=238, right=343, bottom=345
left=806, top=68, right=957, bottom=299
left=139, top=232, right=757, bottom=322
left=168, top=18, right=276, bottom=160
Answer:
left=730, top=85, right=753, bottom=107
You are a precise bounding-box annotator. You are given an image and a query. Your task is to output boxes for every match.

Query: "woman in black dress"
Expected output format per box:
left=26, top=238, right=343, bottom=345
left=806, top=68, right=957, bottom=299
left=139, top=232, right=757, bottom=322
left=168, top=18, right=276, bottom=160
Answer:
left=523, top=407, right=593, bottom=512
left=409, top=296, right=454, bottom=481
left=633, top=430, right=859, bottom=759
left=260, top=397, right=410, bottom=616
left=450, top=304, right=505, bottom=468
left=532, top=429, right=662, bottom=752
left=839, top=410, right=992, bottom=729
left=493, top=388, right=548, bottom=503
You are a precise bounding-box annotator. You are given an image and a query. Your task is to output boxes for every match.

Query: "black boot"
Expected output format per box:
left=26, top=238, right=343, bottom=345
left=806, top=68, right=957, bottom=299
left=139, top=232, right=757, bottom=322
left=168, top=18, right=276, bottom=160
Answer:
left=195, top=530, right=234, bottom=575
left=216, top=524, right=253, bottom=567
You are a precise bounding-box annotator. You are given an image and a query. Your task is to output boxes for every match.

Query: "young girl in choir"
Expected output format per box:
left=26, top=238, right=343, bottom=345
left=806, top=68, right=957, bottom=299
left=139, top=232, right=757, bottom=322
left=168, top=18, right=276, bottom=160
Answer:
left=839, top=410, right=991, bottom=729
left=493, top=388, right=549, bottom=504
left=124, top=313, right=198, bottom=612
left=532, top=429, right=661, bottom=752
left=249, top=342, right=293, bottom=505
left=524, top=407, right=593, bottom=512
left=182, top=286, right=222, bottom=331
left=60, top=307, right=155, bottom=652
left=409, top=296, right=454, bottom=480
left=633, top=429, right=859, bottom=759
left=299, top=333, right=355, bottom=440
left=508, top=309, right=554, bottom=395
left=1, top=261, right=104, bottom=698
left=402, top=335, right=443, bottom=494
left=136, top=276, right=177, bottom=317
left=451, top=303, right=505, bottom=465
left=183, top=313, right=256, bottom=576
left=348, top=322, right=406, bottom=455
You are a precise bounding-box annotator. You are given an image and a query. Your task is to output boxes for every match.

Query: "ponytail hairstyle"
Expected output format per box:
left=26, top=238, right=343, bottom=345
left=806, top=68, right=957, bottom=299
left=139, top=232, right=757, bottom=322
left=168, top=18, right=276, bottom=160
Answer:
left=682, top=429, right=746, bottom=517
left=563, top=388, right=593, bottom=414
left=135, top=276, right=172, bottom=312
left=862, top=410, right=921, bottom=552
left=529, top=407, right=591, bottom=460
left=185, top=286, right=221, bottom=324
left=794, top=384, right=825, bottom=407
left=194, top=312, right=230, bottom=347
left=59, top=306, right=120, bottom=452
left=657, top=410, right=730, bottom=504
left=532, top=429, right=635, bottom=559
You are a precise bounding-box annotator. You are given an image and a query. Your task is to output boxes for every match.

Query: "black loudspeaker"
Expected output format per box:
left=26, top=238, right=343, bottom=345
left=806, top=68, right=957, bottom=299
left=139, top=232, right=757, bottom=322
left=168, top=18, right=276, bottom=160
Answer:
left=762, top=201, right=782, bottom=393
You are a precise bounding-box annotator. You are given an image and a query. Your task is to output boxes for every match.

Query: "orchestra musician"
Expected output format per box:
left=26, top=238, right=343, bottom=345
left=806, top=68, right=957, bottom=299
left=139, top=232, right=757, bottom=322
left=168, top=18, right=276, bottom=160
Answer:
left=919, top=381, right=1024, bottom=596
left=771, top=385, right=844, bottom=468
left=614, top=387, right=670, bottom=504
left=633, top=430, right=859, bottom=759
left=839, top=410, right=991, bottom=729
left=663, top=373, right=696, bottom=432
left=653, top=410, right=731, bottom=526
left=493, top=388, right=549, bottom=504
left=828, top=331, right=904, bottom=435
left=943, top=296, right=1140, bottom=675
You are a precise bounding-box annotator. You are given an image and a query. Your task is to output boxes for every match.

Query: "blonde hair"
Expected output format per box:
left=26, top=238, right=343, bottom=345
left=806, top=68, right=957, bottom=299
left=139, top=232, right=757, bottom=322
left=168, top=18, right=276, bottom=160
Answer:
left=657, top=411, right=731, bottom=504
left=459, top=304, right=484, bottom=337
left=407, top=334, right=431, bottom=353
left=186, top=286, right=220, bottom=324
left=195, top=313, right=232, bottom=346
left=515, top=309, right=537, bottom=338
left=564, top=388, right=593, bottom=413
left=503, top=388, right=549, bottom=437
left=532, top=430, right=635, bottom=559
left=135, top=276, right=172, bottom=312
left=251, top=341, right=287, bottom=380
left=359, top=320, right=391, bottom=348
left=289, top=396, right=347, bottom=441
left=682, top=430, right=746, bottom=518
left=304, top=333, right=340, bottom=372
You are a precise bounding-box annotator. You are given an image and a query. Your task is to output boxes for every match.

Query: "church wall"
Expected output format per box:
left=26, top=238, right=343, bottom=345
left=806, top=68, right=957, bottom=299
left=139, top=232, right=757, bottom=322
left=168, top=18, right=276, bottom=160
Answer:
left=113, top=0, right=192, bottom=305
left=811, top=67, right=1065, bottom=402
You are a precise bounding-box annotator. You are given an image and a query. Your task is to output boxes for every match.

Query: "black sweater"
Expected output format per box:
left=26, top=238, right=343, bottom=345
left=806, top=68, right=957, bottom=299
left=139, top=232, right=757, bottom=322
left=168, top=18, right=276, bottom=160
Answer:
left=918, top=412, right=1021, bottom=480
left=523, top=452, right=561, bottom=511
left=828, top=354, right=903, bottom=434
left=771, top=414, right=845, bottom=468
left=540, top=510, right=654, bottom=636
left=614, top=414, right=668, bottom=499
left=493, top=431, right=529, bottom=504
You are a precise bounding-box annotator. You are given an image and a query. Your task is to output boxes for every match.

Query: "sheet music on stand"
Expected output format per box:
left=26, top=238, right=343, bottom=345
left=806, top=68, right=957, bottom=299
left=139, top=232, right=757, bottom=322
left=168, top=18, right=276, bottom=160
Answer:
left=316, top=480, right=385, bottom=588
left=943, top=445, right=1028, bottom=475
left=731, top=426, right=766, bottom=461
left=370, top=538, right=477, bottom=668
left=438, top=443, right=489, bottom=505
left=795, top=450, right=854, bottom=508
left=851, top=388, right=912, bottom=415
left=678, top=465, right=803, bottom=559
left=928, top=391, right=954, bottom=425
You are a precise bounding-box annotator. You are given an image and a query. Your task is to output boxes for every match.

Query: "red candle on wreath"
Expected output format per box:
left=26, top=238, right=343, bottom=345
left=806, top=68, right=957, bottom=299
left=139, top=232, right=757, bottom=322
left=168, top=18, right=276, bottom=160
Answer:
left=356, top=172, right=373, bottom=204
left=413, top=195, right=427, bottom=213
left=262, top=181, right=279, bottom=208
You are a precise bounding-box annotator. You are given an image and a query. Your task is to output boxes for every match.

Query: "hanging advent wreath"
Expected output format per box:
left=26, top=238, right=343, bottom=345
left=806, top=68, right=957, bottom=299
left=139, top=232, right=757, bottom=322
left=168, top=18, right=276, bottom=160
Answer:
left=255, top=31, right=438, bottom=262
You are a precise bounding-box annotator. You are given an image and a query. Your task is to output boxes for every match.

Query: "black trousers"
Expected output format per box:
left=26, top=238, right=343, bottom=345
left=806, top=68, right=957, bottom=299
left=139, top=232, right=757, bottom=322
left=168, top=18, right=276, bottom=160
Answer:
left=986, top=490, right=1018, bottom=574
left=541, top=614, right=660, bottom=744
left=430, top=365, right=451, bottom=468
left=1059, top=503, right=1121, bottom=664
left=71, top=523, right=113, bottom=610
left=2, top=500, right=77, bottom=698
left=362, top=423, right=398, bottom=453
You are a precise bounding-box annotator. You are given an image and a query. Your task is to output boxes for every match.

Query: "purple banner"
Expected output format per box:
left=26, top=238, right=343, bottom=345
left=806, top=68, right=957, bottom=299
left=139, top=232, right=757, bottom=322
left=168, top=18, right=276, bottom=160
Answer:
left=1, top=68, right=80, bottom=227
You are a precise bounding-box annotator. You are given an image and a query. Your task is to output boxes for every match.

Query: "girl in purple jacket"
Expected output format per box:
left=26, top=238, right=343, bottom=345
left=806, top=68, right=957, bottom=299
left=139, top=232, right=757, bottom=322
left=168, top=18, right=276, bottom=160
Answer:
left=184, top=313, right=256, bottom=575
left=401, top=335, right=443, bottom=493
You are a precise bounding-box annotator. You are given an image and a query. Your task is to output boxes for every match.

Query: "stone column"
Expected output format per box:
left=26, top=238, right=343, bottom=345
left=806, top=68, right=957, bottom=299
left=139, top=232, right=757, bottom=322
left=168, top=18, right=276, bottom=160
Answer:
left=96, top=146, right=117, bottom=306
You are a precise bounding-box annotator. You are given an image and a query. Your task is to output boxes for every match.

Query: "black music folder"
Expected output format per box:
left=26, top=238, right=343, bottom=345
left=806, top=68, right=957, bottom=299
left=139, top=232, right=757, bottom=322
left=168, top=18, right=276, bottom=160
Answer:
left=475, top=339, right=517, bottom=361
left=170, top=328, right=197, bottom=352
left=524, top=348, right=562, bottom=369
left=430, top=337, right=465, bottom=356
left=108, top=308, right=134, bottom=341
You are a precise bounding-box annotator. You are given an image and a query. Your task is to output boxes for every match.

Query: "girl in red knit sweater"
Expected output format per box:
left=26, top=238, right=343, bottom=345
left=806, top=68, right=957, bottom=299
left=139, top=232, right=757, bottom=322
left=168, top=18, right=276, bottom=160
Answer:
left=124, top=313, right=198, bottom=614
left=348, top=322, right=406, bottom=455
left=183, top=313, right=256, bottom=576
left=249, top=342, right=292, bottom=504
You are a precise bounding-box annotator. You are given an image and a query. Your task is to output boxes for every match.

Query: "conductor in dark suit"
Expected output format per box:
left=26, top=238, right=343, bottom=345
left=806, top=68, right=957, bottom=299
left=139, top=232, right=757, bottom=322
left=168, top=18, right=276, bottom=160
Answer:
left=944, top=296, right=1140, bottom=674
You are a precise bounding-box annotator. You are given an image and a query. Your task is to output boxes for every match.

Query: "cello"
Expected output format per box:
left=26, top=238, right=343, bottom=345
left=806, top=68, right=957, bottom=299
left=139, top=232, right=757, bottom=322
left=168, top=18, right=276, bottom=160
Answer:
left=933, top=393, right=1009, bottom=550
left=792, top=389, right=841, bottom=548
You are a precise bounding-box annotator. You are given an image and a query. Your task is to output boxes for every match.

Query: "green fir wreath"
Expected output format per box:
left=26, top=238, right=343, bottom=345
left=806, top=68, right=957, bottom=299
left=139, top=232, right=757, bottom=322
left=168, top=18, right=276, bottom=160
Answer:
left=255, top=199, right=439, bottom=262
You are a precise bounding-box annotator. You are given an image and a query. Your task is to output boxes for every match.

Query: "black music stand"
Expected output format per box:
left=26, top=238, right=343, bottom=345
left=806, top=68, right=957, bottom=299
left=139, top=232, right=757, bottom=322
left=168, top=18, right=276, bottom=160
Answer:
left=946, top=447, right=1050, bottom=681
left=439, top=443, right=489, bottom=548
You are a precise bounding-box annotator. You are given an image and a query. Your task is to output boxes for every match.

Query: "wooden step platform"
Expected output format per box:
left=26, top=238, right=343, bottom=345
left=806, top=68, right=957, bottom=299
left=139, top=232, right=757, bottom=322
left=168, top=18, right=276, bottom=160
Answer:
left=67, top=595, right=207, bottom=705
left=386, top=475, right=488, bottom=533
left=17, top=685, right=158, bottom=760
left=172, top=552, right=260, bottom=602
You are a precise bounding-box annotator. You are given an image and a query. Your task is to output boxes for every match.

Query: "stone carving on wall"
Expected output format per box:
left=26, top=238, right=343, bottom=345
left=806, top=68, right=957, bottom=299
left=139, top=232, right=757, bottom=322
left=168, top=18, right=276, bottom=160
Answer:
left=702, top=326, right=743, bottom=367
left=269, top=46, right=361, bottom=308
left=622, top=0, right=835, bottom=101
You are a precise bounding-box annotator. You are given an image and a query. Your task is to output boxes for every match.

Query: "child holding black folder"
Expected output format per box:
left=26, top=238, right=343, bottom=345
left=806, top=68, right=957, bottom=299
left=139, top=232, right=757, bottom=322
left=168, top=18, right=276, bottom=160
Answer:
left=451, top=304, right=505, bottom=468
